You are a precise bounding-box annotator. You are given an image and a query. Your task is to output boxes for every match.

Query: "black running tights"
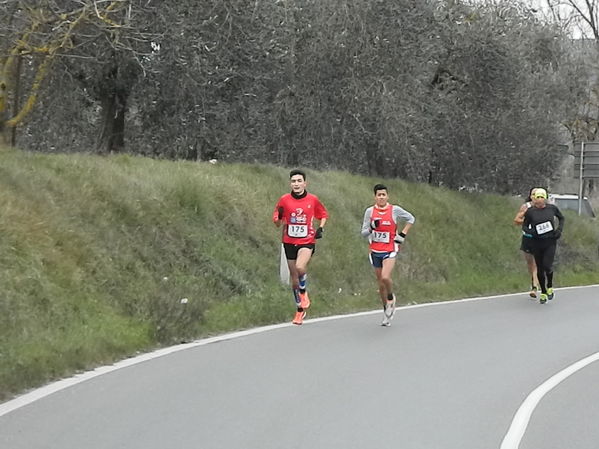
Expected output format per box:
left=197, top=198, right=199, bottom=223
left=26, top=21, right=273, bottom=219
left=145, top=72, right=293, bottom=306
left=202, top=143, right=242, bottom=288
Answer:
left=532, top=240, right=556, bottom=294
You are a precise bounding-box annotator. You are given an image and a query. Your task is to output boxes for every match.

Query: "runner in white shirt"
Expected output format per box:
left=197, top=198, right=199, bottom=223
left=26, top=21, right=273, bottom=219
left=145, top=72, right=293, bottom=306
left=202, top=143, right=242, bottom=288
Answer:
left=361, top=184, right=415, bottom=326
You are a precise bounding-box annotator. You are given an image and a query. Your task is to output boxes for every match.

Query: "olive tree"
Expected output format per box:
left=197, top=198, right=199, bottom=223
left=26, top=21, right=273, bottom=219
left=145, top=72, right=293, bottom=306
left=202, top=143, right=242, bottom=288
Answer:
left=0, top=0, right=154, bottom=151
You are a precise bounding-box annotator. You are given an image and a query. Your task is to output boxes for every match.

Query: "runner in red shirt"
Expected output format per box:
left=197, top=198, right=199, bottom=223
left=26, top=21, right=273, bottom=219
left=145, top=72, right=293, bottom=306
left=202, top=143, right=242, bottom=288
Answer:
left=361, top=184, right=415, bottom=326
left=273, top=169, right=328, bottom=325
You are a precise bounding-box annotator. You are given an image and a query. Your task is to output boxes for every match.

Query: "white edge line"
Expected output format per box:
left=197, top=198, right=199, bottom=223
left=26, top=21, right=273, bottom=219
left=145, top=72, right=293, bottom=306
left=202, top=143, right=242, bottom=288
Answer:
left=1, top=284, right=597, bottom=417
left=500, top=351, right=599, bottom=449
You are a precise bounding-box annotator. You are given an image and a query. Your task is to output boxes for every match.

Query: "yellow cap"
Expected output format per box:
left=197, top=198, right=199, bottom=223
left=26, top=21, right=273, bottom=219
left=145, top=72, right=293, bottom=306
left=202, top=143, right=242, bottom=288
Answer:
left=533, top=188, right=547, bottom=199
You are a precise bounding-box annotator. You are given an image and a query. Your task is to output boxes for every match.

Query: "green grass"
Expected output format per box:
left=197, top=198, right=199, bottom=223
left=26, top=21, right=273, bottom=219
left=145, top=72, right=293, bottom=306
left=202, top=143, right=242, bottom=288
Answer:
left=1, top=148, right=598, bottom=400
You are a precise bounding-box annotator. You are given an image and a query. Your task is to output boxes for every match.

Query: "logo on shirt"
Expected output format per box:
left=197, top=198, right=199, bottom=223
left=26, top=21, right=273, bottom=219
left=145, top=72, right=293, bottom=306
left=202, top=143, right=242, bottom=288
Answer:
left=291, top=208, right=307, bottom=224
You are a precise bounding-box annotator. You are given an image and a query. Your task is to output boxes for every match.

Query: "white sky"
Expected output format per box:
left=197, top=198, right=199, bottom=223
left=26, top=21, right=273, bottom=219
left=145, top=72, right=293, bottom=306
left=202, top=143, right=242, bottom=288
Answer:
left=520, top=0, right=595, bottom=38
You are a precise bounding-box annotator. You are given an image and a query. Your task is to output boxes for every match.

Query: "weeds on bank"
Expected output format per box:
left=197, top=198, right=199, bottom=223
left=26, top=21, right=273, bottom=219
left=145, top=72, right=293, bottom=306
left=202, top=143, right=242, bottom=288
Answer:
left=0, top=149, right=598, bottom=400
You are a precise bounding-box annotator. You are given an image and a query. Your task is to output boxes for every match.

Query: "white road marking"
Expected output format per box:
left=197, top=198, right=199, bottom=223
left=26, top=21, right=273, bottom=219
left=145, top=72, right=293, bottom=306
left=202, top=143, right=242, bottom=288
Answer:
left=500, top=351, right=599, bottom=449
left=0, top=285, right=597, bottom=419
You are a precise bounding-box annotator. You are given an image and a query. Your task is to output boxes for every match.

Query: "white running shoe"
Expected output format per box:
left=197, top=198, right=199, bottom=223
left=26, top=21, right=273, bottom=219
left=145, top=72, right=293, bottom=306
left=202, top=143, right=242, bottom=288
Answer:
left=381, top=314, right=390, bottom=327
left=384, top=295, right=396, bottom=319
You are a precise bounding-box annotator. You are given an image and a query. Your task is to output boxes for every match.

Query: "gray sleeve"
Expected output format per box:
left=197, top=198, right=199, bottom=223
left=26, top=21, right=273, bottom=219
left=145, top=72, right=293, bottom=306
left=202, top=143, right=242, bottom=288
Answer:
left=360, top=207, right=374, bottom=237
left=393, top=205, right=415, bottom=224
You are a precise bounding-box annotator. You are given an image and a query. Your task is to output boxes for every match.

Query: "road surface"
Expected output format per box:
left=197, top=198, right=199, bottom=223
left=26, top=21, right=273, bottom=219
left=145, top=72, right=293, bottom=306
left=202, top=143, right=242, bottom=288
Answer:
left=1, top=285, right=598, bottom=449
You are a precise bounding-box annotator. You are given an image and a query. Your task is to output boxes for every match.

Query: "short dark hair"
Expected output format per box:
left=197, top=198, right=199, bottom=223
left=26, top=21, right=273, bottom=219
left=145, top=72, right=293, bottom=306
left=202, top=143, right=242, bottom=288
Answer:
left=373, top=183, right=387, bottom=194
left=289, top=169, right=306, bottom=180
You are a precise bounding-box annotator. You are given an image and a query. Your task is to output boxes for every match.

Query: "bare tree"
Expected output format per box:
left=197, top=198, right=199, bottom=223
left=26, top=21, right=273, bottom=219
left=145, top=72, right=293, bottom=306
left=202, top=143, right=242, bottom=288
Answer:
left=538, top=0, right=599, bottom=39
left=536, top=1, right=599, bottom=142
left=0, top=1, right=153, bottom=150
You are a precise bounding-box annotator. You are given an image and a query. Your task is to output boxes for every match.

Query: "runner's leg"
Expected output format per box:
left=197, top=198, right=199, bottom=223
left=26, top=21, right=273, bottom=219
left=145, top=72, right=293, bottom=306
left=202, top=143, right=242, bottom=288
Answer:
left=287, top=259, right=301, bottom=307
left=532, top=246, right=546, bottom=294
left=381, top=257, right=397, bottom=319
left=296, top=247, right=313, bottom=309
left=524, top=252, right=539, bottom=290
left=374, top=267, right=386, bottom=307
left=381, top=257, right=396, bottom=301
left=543, top=241, right=556, bottom=293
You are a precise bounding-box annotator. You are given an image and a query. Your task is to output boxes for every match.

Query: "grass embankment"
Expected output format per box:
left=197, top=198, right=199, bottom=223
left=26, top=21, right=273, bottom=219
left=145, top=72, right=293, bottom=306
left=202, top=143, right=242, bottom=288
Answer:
left=1, top=149, right=598, bottom=401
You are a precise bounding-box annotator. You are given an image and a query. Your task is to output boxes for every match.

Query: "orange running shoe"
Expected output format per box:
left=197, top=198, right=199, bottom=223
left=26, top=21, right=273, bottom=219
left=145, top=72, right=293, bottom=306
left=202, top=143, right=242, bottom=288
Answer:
left=299, top=291, right=311, bottom=309
left=292, top=310, right=306, bottom=325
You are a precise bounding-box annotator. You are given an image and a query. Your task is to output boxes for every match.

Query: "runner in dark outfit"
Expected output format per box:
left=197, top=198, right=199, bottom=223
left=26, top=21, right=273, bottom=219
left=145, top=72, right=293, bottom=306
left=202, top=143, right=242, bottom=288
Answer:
left=522, top=188, right=565, bottom=304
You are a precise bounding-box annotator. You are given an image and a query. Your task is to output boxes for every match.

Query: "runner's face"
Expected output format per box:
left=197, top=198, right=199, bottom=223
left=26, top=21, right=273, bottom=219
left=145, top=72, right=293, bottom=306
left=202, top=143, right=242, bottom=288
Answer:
left=290, top=175, right=306, bottom=194
left=532, top=197, right=546, bottom=207
left=529, top=189, right=537, bottom=200
left=374, top=190, right=388, bottom=207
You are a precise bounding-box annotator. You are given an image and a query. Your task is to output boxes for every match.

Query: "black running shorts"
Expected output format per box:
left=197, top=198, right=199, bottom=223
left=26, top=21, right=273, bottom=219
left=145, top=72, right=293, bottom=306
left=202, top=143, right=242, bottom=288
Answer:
left=283, top=243, right=315, bottom=260
left=520, top=235, right=534, bottom=254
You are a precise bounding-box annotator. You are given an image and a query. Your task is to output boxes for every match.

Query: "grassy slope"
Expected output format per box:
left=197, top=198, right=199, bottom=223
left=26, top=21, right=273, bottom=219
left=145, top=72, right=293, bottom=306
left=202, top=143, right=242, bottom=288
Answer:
left=1, top=149, right=598, bottom=400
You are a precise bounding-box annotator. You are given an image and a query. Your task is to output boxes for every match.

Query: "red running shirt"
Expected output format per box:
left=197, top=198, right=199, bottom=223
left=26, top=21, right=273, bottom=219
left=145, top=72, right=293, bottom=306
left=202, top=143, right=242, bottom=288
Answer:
left=273, top=193, right=328, bottom=245
left=369, top=206, right=397, bottom=252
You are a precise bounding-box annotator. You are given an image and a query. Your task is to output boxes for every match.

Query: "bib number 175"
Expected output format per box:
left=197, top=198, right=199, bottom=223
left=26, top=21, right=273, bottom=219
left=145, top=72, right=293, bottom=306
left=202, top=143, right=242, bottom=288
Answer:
left=288, top=225, right=308, bottom=238
left=372, top=231, right=390, bottom=243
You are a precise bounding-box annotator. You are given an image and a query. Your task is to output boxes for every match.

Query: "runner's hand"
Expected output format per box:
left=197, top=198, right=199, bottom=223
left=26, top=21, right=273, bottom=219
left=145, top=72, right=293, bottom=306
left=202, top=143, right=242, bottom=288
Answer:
left=370, top=219, right=381, bottom=230
left=394, top=232, right=406, bottom=244
left=554, top=230, right=562, bottom=240
left=315, top=227, right=323, bottom=239
left=277, top=207, right=284, bottom=220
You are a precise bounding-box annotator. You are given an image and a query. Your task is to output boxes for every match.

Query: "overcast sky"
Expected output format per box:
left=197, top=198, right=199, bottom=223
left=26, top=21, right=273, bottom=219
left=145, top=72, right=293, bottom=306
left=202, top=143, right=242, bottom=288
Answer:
left=520, top=0, right=594, bottom=39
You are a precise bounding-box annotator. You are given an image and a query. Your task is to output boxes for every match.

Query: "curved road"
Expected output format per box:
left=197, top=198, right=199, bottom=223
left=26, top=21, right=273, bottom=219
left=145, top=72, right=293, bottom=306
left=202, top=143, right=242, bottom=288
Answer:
left=1, top=285, right=598, bottom=449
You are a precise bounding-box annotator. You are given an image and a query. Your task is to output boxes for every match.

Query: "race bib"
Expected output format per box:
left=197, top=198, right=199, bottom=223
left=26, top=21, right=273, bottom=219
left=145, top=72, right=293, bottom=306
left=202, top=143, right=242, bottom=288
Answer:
left=536, top=221, right=553, bottom=235
left=372, top=231, right=390, bottom=243
left=287, top=224, right=308, bottom=238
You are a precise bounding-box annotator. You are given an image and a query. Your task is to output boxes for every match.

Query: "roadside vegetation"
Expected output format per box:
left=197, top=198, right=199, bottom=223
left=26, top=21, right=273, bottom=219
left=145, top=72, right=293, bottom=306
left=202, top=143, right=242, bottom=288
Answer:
left=1, top=148, right=598, bottom=401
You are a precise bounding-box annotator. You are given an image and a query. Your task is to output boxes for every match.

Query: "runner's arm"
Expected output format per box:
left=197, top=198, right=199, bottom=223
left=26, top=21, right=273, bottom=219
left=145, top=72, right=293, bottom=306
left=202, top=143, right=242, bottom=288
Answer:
left=513, top=203, right=527, bottom=225
left=392, top=205, right=415, bottom=236
left=314, top=198, right=328, bottom=229
left=273, top=203, right=284, bottom=227
left=399, top=222, right=413, bottom=237
left=521, top=208, right=531, bottom=229
left=555, top=206, right=565, bottom=233
left=360, top=207, right=373, bottom=237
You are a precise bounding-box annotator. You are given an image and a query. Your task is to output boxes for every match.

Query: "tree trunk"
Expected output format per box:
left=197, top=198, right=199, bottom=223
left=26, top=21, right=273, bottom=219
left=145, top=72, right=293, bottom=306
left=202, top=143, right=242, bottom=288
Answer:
left=0, top=121, right=8, bottom=146
left=0, top=65, right=9, bottom=146
left=97, top=91, right=126, bottom=153
left=0, top=109, right=9, bottom=147
left=365, top=138, right=384, bottom=176
left=10, top=54, right=22, bottom=147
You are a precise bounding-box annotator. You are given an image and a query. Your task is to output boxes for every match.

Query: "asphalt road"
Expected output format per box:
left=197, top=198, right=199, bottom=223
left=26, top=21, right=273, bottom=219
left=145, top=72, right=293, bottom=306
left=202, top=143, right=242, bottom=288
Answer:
left=1, top=285, right=598, bottom=449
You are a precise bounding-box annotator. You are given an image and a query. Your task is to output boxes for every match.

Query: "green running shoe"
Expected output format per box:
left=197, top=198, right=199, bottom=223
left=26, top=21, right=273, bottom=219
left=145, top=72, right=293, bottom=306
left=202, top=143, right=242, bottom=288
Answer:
left=547, top=288, right=554, bottom=300
left=539, top=293, right=548, bottom=304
